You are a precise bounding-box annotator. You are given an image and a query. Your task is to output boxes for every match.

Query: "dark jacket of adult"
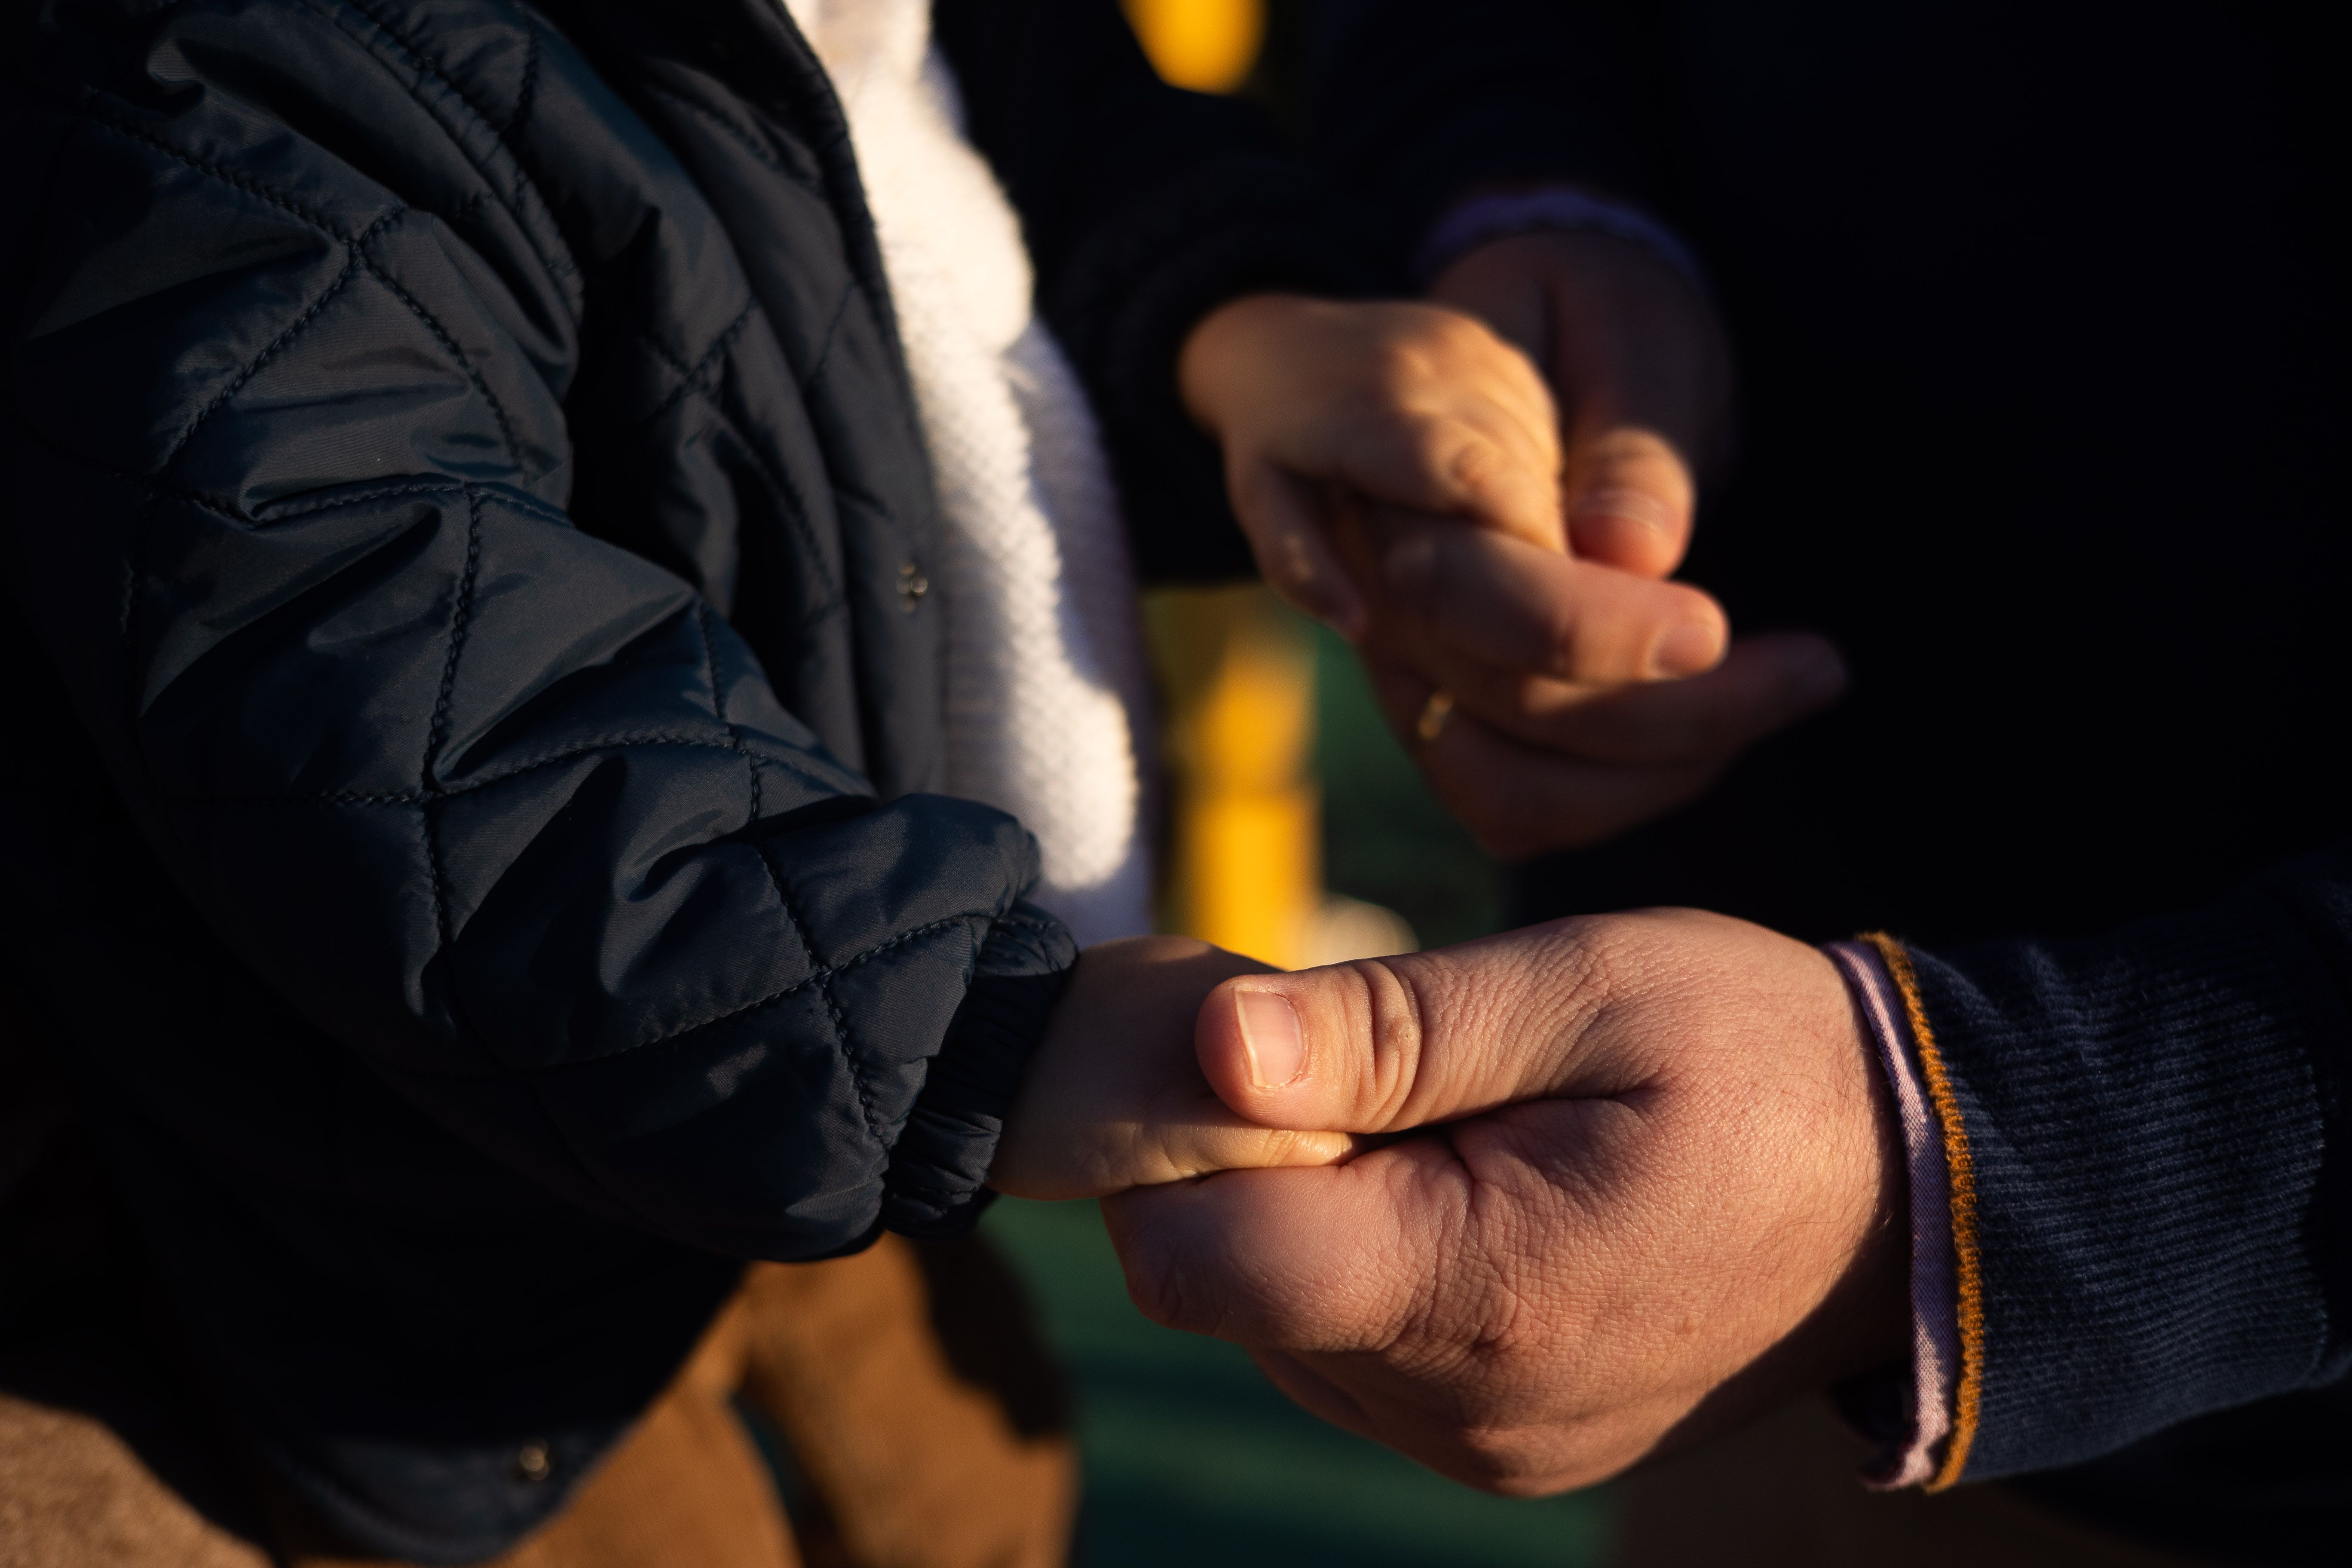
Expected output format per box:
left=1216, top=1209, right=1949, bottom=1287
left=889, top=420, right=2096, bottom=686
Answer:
left=0, top=0, right=1320, bottom=1557
left=1307, top=2, right=2350, bottom=1562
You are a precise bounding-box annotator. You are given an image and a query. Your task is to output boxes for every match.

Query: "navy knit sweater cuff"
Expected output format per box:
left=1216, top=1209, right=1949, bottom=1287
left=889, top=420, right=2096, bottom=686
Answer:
left=1903, top=863, right=2352, bottom=1482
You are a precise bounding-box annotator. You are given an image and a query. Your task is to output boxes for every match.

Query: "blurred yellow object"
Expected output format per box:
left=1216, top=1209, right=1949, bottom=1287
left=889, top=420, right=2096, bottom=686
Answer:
left=1123, top=0, right=1265, bottom=94
left=1301, top=894, right=1417, bottom=968
left=1148, top=585, right=1318, bottom=968
left=1129, top=3, right=1420, bottom=971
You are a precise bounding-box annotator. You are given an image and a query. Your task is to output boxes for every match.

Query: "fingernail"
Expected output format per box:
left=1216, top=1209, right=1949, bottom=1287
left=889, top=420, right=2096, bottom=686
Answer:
left=1651, top=619, right=1724, bottom=677
left=1235, top=989, right=1305, bottom=1089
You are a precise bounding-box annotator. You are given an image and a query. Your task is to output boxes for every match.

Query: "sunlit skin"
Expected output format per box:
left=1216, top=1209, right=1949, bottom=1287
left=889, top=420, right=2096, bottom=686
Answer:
left=1104, top=910, right=1909, bottom=1494
left=1179, top=291, right=1570, bottom=637
left=987, top=936, right=1358, bottom=1201
left=987, top=273, right=1765, bottom=1200
left=990, top=263, right=1894, bottom=1454
left=1178, top=242, right=1847, bottom=860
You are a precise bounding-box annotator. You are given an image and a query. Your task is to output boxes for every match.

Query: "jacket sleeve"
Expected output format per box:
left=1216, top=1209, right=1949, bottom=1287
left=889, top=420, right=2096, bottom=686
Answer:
left=936, top=0, right=1375, bottom=584
left=1885, top=843, right=2352, bottom=1481
left=1303, top=0, right=1677, bottom=272
left=3, top=1, right=1069, bottom=1260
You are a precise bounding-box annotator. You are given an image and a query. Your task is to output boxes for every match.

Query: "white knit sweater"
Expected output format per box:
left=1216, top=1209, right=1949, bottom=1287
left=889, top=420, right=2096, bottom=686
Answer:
left=782, top=0, right=1156, bottom=945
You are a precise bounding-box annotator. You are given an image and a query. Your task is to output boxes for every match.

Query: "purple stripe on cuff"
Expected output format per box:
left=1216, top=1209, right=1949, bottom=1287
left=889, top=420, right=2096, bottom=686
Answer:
left=1414, top=187, right=1709, bottom=289
left=1828, top=940, right=1963, bottom=1488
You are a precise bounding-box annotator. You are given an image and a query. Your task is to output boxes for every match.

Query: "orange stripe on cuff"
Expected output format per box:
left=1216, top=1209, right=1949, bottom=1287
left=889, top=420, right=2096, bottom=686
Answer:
left=1862, top=931, right=1983, bottom=1490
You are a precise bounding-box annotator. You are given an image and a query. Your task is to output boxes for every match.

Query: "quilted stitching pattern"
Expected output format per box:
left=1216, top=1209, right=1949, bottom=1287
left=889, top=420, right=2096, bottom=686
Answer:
left=7, top=11, right=1057, bottom=1551
left=2, top=0, right=1344, bottom=1553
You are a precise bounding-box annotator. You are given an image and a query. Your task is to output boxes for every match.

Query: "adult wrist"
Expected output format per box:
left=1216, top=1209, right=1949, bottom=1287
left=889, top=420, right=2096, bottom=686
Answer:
left=1894, top=890, right=2344, bottom=1483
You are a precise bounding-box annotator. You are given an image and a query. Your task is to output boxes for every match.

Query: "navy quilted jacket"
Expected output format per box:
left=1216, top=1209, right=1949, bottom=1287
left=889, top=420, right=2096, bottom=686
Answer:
left=0, top=0, right=1344, bottom=1556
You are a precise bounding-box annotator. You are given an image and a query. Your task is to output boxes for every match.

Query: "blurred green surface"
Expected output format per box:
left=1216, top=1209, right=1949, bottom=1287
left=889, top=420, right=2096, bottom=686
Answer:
left=981, top=1198, right=1608, bottom=1567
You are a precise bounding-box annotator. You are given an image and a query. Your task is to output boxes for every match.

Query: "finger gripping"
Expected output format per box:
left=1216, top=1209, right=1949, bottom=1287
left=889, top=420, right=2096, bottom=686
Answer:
left=1199, top=959, right=1428, bottom=1134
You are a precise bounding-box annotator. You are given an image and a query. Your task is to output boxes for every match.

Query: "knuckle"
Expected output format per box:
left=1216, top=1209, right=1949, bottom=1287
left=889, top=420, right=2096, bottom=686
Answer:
left=1353, top=958, right=1430, bottom=1126
left=1445, top=434, right=1504, bottom=494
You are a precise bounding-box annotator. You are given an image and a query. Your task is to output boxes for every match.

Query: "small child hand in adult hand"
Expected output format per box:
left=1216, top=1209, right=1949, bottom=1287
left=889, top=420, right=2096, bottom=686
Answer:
left=987, top=936, right=1359, bottom=1201
left=1179, top=294, right=1566, bottom=639
left=1176, top=293, right=1741, bottom=743
left=1179, top=288, right=1844, bottom=859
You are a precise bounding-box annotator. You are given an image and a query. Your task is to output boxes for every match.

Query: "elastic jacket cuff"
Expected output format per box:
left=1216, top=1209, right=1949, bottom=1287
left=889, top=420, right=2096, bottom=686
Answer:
left=881, top=902, right=1076, bottom=1236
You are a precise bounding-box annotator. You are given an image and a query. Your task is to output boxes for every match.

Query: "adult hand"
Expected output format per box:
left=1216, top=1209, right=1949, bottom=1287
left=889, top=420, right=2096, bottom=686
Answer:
left=1429, top=228, right=1727, bottom=574
left=989, top=937, right=1356, bottom=1201
left=1342, top=507, right=1844, bottom=857
left=1349, top=229, right=1845, bottom=855
left=1102, top=911, right=1908, bottom=1493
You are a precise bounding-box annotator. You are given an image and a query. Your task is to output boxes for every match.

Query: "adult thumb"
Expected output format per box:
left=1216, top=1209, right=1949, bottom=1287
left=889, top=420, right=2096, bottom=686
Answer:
left=1563, top=426, right=1696, bottom=579
left=1194, top=923, right=1617, bottom=1136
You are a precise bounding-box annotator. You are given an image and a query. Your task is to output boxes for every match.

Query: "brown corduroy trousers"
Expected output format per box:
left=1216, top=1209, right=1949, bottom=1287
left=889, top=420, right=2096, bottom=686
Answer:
left=0, top=1239, right=1076, bottom=1568
left=2, top=997, right=1074, bottom=1568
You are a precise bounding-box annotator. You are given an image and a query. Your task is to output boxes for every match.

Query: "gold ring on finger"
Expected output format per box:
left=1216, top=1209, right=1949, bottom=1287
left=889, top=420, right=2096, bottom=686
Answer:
left=1416, top=689, right=1456, bottom=744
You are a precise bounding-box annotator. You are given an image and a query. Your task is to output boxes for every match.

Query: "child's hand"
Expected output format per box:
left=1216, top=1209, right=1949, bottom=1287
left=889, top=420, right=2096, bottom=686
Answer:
left=1177, top=293, right=1744, bottom=725
left=1179, top=288, right=1845, bottom=861
left=989, top=936, right=1358, bottom=1200
left=1179, top=294, right=1566, bottom=639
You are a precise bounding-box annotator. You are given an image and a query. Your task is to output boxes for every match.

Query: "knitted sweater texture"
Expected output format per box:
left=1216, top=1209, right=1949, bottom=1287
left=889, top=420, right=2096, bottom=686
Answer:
left=787, top=0, right=1153, bottom=945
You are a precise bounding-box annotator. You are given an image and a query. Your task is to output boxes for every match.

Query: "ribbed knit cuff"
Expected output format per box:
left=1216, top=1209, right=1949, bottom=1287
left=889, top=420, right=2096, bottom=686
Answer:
left=881, top=903, right=1076, bottom=1237
left=1893, top=896, right=2342, bottom=1481
left=1826, top=939, right=1970, bottom=1489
